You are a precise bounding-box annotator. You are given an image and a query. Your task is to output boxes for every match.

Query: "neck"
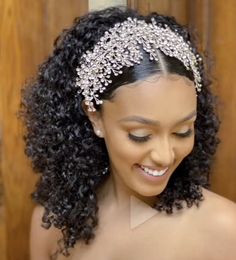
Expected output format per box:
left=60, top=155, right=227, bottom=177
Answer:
left=97, top=170, right=157, bottom=210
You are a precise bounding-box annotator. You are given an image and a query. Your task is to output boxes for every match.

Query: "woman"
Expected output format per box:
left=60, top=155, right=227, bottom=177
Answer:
left=22, top=6, right=236, bottom=260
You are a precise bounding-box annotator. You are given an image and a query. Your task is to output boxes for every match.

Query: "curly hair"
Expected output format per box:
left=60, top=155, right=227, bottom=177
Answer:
left=21, top=6, right=220, bottom=257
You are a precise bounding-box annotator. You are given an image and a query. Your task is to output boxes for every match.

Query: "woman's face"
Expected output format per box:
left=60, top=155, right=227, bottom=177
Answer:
left=91, top=74, right=197, bottom=197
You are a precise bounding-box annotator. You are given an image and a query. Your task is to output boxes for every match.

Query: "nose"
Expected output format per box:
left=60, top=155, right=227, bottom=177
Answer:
left=149, top=137, right=175, bottom=167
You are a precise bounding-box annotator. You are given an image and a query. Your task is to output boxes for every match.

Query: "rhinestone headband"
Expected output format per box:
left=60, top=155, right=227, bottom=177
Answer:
left=75, top=17, right=202, bottom=111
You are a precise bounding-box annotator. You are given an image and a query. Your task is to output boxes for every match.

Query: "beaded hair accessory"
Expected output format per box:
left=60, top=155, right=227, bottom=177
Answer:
left=75, top=17, right=202, bottom=112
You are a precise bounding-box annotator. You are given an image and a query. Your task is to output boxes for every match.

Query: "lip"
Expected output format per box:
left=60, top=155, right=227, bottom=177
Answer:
left=135, top=164, right=170, bottom=183
left=139, top=164, right=169, bottom=172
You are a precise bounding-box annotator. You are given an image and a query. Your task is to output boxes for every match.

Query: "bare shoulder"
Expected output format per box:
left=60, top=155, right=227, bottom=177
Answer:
left=30, top=206, right=62, bottom=260
left=197, top=188, right=236, bottom=259
left=201, top=188, right=236, bottom=225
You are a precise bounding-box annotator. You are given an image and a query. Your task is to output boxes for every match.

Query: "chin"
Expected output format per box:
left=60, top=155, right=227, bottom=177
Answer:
left=133, top=183, right=168, bottom=198
left=142, top=188, right=166, bottom=197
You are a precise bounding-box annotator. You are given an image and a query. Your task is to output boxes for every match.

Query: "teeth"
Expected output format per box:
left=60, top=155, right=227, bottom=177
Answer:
left=140, top=165, right=168, bottom=177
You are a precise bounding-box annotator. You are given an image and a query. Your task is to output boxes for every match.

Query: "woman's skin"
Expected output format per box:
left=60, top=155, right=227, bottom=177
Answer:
left=30, top=74, right=236, bottom=260
left=89, top=74, right=196, bottom=205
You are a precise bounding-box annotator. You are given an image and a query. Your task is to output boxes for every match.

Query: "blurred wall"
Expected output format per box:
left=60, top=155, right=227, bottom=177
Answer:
left=89, top=0, right=126, bottom=10
left=0, top=1, right=88, bottom=259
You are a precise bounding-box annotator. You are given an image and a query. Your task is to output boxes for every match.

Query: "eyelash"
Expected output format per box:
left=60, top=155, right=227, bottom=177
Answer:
left=174, top=129, right=193, bottom=138
left=128, top=129, right=193, bottom=143
left=128, top=134, right=151, bottom=143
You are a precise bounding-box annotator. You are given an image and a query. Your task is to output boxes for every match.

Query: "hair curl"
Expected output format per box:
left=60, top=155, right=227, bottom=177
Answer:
left=21, top=6, right=220, bottom=257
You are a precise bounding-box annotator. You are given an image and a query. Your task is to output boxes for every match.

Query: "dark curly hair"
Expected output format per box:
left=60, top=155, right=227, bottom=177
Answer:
left=21, top=6, right=220, bottom=257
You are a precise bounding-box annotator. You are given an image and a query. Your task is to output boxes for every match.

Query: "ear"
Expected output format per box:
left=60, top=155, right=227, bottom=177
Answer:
left=82, top=101, right=104, bottom=138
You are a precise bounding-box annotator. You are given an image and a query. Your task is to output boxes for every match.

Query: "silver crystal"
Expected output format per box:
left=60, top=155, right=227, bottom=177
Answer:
left=75, top=17, right=202, bottom=112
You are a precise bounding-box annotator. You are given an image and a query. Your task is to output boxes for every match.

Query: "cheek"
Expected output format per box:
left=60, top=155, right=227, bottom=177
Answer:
left=176, top=137, right=195, bottom=161
left=103, top=130, right=141, bottom=165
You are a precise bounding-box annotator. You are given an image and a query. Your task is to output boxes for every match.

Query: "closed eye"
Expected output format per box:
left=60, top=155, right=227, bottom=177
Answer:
left=174, top=129, right=193, bottom=138
left=128, top=133, right=151, bottom=143
left=128, top=129, right=193, bottom=143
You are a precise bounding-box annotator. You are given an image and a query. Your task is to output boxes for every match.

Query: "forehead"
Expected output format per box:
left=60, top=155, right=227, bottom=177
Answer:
left=102, top=75, right=197, bottom=124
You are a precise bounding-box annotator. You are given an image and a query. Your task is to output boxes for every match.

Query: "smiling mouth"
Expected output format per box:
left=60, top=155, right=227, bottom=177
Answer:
left=139, top=165, right=169, bottom=177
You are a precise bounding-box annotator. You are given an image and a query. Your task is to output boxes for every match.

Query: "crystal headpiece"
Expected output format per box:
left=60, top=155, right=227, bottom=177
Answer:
left=75, top=17, right=202, bottom=111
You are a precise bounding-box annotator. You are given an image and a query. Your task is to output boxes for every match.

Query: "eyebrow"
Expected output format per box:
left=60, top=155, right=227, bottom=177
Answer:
left=119, top=110, right=197, bottom=126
